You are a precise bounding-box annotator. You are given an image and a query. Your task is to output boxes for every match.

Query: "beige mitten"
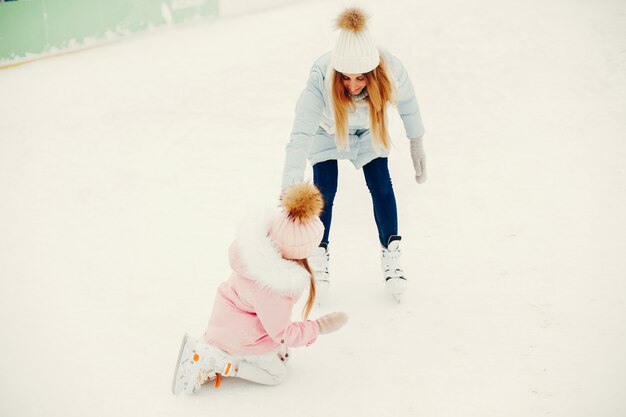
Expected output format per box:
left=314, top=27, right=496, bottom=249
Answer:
left=410, top=137, right=427, bottom=184
left=317, top=312, right=348, bottom=335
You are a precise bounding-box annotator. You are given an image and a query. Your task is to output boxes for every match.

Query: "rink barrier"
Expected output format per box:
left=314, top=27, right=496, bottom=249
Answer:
left=0, top=0, right=306, bottom=69
left=0, top=0, right=219, bottom=68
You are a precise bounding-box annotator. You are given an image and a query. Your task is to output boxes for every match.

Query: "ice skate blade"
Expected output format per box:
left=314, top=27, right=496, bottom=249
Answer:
left=171, top=333, right=190, bottom=395
left=385, top=277, right=406, bottom=304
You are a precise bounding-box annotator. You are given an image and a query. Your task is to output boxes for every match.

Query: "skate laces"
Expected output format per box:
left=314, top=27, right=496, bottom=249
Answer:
left=309, top=247, right=329, bottom=282
left=194, top=346, right=235, bottom=389
left=212, top=361, right=235, bottom=389
left=381, top=246, right=404, bottom=279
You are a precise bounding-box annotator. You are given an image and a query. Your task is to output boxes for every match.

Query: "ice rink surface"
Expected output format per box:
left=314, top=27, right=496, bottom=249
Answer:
left=1, top=0, right=625, bottom=416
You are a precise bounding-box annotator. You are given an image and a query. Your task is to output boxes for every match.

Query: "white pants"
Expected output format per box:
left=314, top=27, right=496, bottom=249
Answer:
left=235, top=351, right=287, bottom=385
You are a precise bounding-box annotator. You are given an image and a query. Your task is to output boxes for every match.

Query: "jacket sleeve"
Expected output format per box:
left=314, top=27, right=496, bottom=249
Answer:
left=254, top=292, right=320, bottom=348
left=281, top=66, right=326, bottom=189
left=386, top=51, right=426, bottom=140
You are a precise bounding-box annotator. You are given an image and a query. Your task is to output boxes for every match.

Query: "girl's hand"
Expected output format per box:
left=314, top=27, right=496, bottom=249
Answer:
left=317, top=312, right=348, bottom=334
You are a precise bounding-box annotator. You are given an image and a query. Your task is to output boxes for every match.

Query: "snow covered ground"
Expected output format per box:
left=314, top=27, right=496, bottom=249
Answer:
left=1, top=0, right=625, bottom=416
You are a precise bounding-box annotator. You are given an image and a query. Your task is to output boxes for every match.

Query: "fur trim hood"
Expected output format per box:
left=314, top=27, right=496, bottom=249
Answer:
left=230, top=210, right=310, bottom=296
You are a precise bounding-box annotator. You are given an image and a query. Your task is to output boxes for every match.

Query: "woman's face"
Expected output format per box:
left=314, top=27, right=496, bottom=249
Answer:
left=341, top=73, right=367, bottom=95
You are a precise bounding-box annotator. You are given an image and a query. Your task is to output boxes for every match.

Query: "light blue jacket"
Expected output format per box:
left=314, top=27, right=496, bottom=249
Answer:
left=281, top=48, right=425, bottom=188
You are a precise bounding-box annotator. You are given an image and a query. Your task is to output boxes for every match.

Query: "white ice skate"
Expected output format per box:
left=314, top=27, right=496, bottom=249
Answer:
left=171, top=334, right=236, bottom=395
left=381, top=236, right=407, bottom=303
left=308, top=243, right=330, bottom=305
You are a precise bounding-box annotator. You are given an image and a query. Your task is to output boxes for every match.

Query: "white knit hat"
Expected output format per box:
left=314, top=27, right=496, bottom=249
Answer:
left=331, top=8, right=380, bottom=74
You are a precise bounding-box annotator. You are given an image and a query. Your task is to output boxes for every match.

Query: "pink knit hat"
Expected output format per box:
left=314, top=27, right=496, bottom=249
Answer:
left=269, top=183, right=325, bottom=260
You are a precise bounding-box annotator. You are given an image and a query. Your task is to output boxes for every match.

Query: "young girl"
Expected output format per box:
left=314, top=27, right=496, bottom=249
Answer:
left=281, top=8, right=427, bottom=302
left=172, top=183, right=348, bottom=394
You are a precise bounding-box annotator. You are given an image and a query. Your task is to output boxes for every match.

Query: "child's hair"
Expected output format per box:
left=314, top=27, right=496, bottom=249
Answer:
left=296, top=258, right=316, bottom=319
left=332, top=56, right=395, bottom=150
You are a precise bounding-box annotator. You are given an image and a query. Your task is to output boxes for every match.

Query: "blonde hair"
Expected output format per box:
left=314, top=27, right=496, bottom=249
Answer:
left=295, top=258, right=316, bottom=319
left=332, top=57, right=395, bottom=150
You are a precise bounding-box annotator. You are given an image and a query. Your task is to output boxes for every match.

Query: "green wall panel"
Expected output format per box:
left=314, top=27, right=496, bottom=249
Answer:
left=0, top=2, right=47, bottom=60
left=0, top=0, right=219, bottom=63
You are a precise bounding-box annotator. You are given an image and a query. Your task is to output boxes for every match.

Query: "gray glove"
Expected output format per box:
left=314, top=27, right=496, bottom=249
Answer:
left=317, top=312, right=348, bottom=335
left=410, top=137, right=427, bottom=184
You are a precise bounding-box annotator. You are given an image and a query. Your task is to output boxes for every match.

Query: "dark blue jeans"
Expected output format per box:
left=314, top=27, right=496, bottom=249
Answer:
left=312, top=157, right=398, bottom=247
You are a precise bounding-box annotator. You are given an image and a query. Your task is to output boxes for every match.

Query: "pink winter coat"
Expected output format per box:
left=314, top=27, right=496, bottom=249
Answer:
left=203, top=213, right=320, bottom=356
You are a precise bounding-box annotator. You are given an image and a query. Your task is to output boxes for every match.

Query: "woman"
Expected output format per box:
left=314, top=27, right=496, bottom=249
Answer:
left=281, top=8, right=427, bottom=302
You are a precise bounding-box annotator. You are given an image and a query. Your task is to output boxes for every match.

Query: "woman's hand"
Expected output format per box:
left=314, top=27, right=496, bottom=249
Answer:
left=410, top=137, right=427, bottom=184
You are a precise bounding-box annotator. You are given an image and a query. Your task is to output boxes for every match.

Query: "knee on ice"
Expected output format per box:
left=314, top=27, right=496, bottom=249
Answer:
left=266, top=367, right=287, bottom=386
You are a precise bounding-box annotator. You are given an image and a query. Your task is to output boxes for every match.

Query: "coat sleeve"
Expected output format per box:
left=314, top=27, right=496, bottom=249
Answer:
left=281, top=66, right=326, bottom=189
left=254, top=292, right=320, bottom=348
left=386, top=51, right=426, bottom=140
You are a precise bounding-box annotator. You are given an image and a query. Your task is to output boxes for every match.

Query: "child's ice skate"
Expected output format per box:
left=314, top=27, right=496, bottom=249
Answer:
left=381, top=236, right=407, bottom=303
left=171, top=334, right=237, bottom=395
left=308, top=243, right=330, bottom=305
